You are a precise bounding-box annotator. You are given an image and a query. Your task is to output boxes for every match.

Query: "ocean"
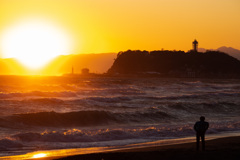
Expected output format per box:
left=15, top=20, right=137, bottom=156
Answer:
left=0, top=76, right=240, bottom=158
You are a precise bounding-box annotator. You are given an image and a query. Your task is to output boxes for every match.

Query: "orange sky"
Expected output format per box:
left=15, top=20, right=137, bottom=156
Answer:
left=0, top=0, right=239, bottom=73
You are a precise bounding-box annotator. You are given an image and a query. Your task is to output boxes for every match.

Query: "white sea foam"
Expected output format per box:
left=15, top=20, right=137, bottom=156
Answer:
left=0, top=77, right=240, bottom=156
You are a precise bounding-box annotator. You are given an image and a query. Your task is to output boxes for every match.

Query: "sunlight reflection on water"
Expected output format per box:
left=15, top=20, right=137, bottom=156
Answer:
left=1, top=132, right=239, bottom=160
left=32, top=153, right=47, bottom=158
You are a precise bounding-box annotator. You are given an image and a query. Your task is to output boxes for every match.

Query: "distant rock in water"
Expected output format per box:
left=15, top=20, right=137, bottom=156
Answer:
left=107, top=50, right=240, bottom=78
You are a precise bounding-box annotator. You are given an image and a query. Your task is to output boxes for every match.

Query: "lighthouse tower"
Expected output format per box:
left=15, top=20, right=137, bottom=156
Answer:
left=72, top=66, right=74, bottom=75
left=192, top=39, right=198, bottom=52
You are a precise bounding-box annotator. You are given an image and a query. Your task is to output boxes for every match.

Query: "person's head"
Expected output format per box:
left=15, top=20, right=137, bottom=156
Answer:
left=200, top=116, right=205, bottom=121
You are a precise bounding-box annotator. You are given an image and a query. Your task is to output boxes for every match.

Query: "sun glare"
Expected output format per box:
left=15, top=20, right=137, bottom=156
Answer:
left=0, top=19, right=72, bottom=69
left=32, top=153, right=47, bottom=158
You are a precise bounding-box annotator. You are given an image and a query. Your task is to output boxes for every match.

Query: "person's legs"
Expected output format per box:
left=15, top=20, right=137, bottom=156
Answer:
left=196, top=133, right=200, bottom=151
left=201, top=134, right=205, bottom=151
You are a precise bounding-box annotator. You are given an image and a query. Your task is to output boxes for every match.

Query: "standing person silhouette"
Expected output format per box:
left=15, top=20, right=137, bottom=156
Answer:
left=194, top=116, right=209, bottom=151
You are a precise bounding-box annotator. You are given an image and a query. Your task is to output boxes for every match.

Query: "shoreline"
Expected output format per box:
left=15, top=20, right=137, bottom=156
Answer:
left=56, top=135, right=240, bottom=160
left=1, top=133, right=240, bottom=160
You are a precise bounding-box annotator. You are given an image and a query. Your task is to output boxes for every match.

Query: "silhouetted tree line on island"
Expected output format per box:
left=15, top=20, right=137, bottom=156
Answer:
left=107, top=50, right=240, bottom=78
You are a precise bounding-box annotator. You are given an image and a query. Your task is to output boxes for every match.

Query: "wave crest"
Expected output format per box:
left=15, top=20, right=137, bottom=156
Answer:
left=0, top=110, right=172, bottom=128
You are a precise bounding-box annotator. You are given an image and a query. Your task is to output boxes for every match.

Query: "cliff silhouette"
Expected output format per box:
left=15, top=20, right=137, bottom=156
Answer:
left=198, top=46, right=240, bottom=61
left=108, top=50, right=240, bottom=78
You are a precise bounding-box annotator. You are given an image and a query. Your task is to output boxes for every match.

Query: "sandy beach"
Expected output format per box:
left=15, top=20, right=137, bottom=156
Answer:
left=55, top=136, right=240, bottom=160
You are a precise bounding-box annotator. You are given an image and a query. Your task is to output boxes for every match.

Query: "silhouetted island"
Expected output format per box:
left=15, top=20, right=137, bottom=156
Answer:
left=107, top=50, right=240, bottom=78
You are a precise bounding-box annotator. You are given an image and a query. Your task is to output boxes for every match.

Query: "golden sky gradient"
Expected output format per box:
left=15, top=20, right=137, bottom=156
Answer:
left=0, top=0, right=239, bottom=74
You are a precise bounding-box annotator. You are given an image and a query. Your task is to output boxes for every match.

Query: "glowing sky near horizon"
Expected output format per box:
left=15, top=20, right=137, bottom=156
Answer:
left=0, top=0, right=239, bottom=58
left=0, top=19, right=72, bottom=68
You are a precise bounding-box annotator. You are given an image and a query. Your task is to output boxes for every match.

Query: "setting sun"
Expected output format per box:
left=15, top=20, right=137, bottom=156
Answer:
left=0, top=19, right=72, bottom=69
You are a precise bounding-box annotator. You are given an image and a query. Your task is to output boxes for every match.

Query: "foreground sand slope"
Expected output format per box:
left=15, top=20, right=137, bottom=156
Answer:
left=56, top=136, right=240, bottom=160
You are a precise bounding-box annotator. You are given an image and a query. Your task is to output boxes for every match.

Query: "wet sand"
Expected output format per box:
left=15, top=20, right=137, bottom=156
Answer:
left=54, top=136, right=240, bottom=160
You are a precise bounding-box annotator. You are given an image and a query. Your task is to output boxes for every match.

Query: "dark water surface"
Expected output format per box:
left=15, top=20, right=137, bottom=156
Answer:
left=0, top=76, right=239, bottom=156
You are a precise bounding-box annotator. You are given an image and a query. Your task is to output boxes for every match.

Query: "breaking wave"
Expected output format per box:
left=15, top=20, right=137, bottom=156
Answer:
left=0, top=77, right=240, bottom=155
left=0, top=91, right=78, bottom=99
left=0, top=110, right=173, bottom=128
left=0, top=139, right=23, bottom=151
left=1, top=120, right=240, bottom=151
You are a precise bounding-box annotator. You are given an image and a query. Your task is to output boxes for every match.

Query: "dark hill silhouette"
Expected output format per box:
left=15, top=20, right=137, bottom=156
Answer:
left=108, top=50, right=240, bottom=78
left=198, top=47, right=240, bottom=61
left=0, top=53, right=116, bottom=75
left=41, top=53, right=116, bottom=75
left=0, top=58, right=26, bottom=75
left=218, top=46, right=240, bottom=61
